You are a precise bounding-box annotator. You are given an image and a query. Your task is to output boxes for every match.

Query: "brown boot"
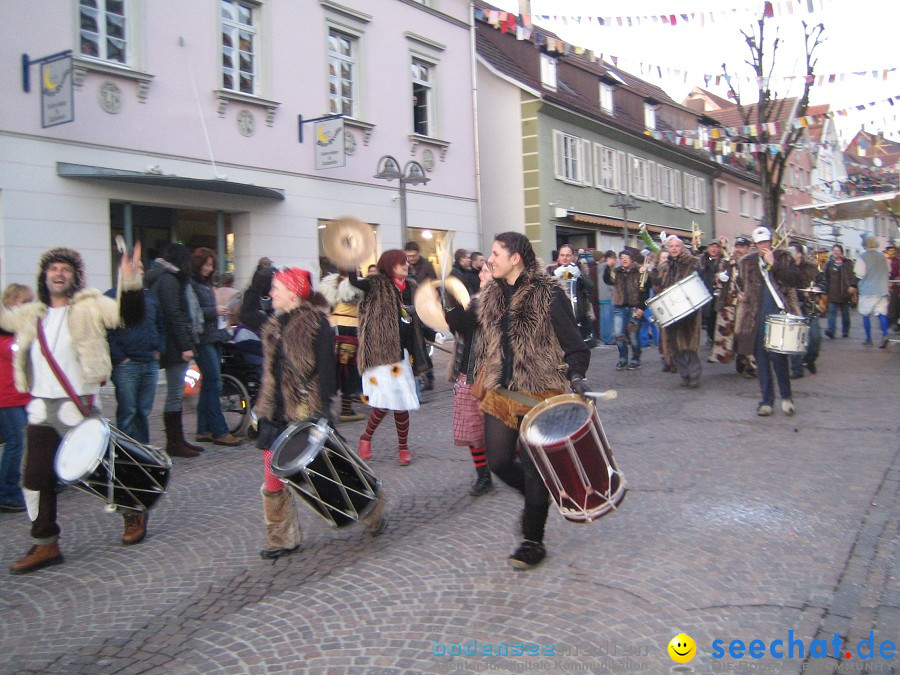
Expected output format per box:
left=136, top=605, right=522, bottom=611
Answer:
left=212, top=433, right=243, bottom=446
left=362, top=489, right=388, bottom=537
left=10, top=542, right=64, bottom=574
left=122, top=512, right=148, bottom=545
left=260, top=486, right=302, bottom=559
left=163, top=411, right=201, bottom=458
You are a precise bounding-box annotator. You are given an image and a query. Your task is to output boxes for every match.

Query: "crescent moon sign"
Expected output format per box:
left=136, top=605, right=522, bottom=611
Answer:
left=42, top=66, right=59, bottom=92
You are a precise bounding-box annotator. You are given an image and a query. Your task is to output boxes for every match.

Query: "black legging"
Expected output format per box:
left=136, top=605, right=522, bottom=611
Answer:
left=484, top=413, right=550, bottom=543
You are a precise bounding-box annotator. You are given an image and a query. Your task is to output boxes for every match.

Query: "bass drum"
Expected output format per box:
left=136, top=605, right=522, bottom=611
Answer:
left=270, top=420, right=381, bottom=527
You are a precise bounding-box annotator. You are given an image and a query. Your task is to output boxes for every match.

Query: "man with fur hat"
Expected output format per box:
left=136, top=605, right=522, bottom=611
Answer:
left=653, top=236, right=703, bottom=388
left=733, top=226, right=813, bottom=416
left=0, top=244, right=145, bottom=574
left=603, top=246, right=650, bottom=370
left=855, top=235, right=891, bottom=347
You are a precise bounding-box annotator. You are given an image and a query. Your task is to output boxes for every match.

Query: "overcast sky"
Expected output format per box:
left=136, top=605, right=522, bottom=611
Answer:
left=486, top=0, right=898, bottom=144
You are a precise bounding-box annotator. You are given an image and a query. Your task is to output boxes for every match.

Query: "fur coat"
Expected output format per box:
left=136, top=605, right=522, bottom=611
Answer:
left=733, top=250, right=810, bottom=356
left=319, top=273, right=362, bottom=330
left=255, top=301, right=332, bottom=422
left=476, top=268, right=570, bottom=394
left=357, top=274, right=427, bottom=375
left=655, top=251, right=702, bottom=353
left=0, top=279, right=143, bottom=394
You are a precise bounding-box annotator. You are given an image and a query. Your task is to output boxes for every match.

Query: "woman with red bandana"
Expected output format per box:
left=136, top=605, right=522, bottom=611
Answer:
left=349, top=250, right=428, bottom=466
left=253, top=267, right=336, bottom=559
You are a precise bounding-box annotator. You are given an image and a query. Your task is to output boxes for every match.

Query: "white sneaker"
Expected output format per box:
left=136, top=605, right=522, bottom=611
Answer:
left=782, top=400, right=796, bottom=416
left=757, top=404, right=773, bottom=417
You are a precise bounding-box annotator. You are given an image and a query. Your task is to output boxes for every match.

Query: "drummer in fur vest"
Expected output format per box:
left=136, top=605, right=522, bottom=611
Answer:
left=1, top=244, right=145, bottom=574
left=733, top=226, right=815, bottom=417
left=477, top=232, right=590, bottom=570
left=652, top=236, right=703, bottom=388
left=254, top=268, right=364, bottom=560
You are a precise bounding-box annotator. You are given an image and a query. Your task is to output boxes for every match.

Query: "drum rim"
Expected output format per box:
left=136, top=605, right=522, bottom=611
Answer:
left=270, top=420, right=334, bottom=477
left=520, top=393, right=593, bottom=446
left=55, top=417, right=110, bottom=482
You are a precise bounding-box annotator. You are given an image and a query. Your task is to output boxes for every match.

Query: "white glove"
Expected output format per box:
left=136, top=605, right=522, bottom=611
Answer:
left=718, top=271, right=730, bottom=283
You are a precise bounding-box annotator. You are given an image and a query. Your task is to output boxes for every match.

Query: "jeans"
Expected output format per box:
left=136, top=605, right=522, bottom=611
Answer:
left=0, top=406, right=27, bottom=507
left=599, top=300, right=614, bottom=344
left=195, top=343, right=229, bottom=437
left=164, top=361, right=190, bottom=413
left=613, top=306, right=642, bottom=364
left=110, top=359, right=159, bottom=443
left=827, top=302, right=850, bottom=336
left=790, top=316, right=821, bottom=373
left=755, top=326, right=792, bottom=406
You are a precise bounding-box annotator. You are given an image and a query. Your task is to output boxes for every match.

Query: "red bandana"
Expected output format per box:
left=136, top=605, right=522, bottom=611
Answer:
left=275, top=267, right=311, bottom=300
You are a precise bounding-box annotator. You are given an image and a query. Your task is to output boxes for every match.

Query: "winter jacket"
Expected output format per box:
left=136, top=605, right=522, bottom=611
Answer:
left=145, top=258, right=195, bottom=368
left=191, top=278, right=228, bottom=345
left=104, top=288, right=165, bottom=365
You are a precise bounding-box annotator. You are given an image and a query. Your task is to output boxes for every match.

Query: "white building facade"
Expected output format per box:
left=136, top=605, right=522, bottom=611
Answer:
left=0, top=0, right=479, bottom=290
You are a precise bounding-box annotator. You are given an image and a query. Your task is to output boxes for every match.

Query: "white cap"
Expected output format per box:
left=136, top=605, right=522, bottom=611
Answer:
left=752, top=226, right=772, bottom=243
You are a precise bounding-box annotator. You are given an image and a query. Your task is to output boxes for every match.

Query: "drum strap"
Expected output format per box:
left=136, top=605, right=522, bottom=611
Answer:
left=36, top=317, right=95, bottom=417
left=759, top=258, right=786, bottom=311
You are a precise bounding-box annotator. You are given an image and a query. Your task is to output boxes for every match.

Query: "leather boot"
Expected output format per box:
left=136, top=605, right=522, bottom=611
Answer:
left=163, top=411, right=201, bottom=458
left=122, top=511, right=148, bottom=545
left=10, top=542, right=64, bottom=574
left=260, top=486, right=302, bottom=559
left=469, top=466, right=494, bottom=497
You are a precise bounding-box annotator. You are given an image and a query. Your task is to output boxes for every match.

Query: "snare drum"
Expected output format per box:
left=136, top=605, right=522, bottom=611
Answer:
left=519, top=394, right=626, bottom=523
left=764, top=313, right=809, bottom=354
left=55, top=418, right=171, bottom=513
left=270, top=420, right=382, bottom=527
left=646, top=272, right=712, bottom=327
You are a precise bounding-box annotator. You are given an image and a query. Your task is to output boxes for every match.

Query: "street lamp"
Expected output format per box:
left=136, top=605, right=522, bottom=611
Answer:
left=374, top=155, right=430, bottom=246
left=610, top=194, right=639, bottom=246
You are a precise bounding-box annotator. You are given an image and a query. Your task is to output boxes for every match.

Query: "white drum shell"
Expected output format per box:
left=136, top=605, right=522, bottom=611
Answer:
left=764, top=314, right=810, bottom=354
left=646, top=272, right=712, bottom=327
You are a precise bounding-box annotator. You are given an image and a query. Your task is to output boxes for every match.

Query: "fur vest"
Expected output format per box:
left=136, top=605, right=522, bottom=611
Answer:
left=357, top=274, right=427, bottom=375
left=655, top=251, right=702, bottom=353
left=477, top=269, right=569, bottom=393
left=0, top=280, right=143, bottom=394
left=733, top=250, right=809, bottom=355
left=256, top=303, right=329, bottom=422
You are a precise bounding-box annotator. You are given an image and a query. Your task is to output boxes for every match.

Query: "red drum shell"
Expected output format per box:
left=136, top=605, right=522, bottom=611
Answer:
left=519, top=394, right=626, bottom=523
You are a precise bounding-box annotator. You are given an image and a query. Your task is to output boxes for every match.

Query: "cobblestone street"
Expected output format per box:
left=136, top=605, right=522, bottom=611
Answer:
left=1, top=327, right=897, bottom=674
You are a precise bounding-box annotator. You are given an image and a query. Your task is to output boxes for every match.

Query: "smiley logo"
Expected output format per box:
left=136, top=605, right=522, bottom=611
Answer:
left=668, top=633, right=696, bottom=663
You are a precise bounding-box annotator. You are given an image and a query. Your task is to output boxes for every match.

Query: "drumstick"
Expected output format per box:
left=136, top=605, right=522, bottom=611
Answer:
left=584, top=390, right=617, bottom=402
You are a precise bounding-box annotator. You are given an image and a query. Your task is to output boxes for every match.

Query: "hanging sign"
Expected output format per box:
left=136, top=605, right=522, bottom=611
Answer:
left=314, top=117, right=345, bottom=169
left=41, top=54, right=74, bottom=128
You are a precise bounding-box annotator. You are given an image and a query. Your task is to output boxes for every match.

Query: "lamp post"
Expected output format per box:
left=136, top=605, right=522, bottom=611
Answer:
left=374, top=155, right=430, bottom=246
left=610, top=194, right=639, bottom=247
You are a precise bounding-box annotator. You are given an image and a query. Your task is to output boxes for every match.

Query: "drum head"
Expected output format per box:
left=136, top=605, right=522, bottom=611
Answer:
left=523, top=398, right=592, bottom=446
left=56, top=418, right=110, bottom=482
left=270, top=422, right=335, bottom=478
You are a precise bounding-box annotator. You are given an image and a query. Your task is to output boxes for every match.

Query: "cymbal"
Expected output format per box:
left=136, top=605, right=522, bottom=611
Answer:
left=413, top=277, right=471, bottom=333
left=322, top=217, right=376, bottom=272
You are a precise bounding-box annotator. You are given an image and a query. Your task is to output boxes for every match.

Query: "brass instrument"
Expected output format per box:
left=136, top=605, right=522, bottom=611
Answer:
left=322, top=217, right=376, bottom=272
left=413, top=276, right=470, bottom=333
left=770, top=219, right=795, bottom=250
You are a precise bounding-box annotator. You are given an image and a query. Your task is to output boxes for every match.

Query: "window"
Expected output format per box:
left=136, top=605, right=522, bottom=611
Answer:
left=540, top=54, right=557, bottom=90
left=683, top=173, right=706, bottom=212
left=553, top=130, right=585, bottom=184
left=715, top=180, right=728, bottom=212
left=79, top=0, right=128, bottom=64
left=595, top=144, right=619, bottom=191
left=752, top=193, right=762, bottom=219
left=411, top=58, right=433, bottom=136
left=658, top=165, right=681, bottom=206
left=328, top=29, right=356, bottom=116
left=644, top=103, right=656, bottom=130
left=738, top=189, right=749, bottom=216
left=221, top=0, right=258, bottom=94
left=599, top=82, right=614, bottom=114
left=628, top=155, right=654, bottom=200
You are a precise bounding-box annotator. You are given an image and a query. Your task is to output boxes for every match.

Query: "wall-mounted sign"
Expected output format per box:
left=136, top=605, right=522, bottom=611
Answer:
left=41, top=55, right=74, bottom=128
left=315, top=117, right=345, bottom=170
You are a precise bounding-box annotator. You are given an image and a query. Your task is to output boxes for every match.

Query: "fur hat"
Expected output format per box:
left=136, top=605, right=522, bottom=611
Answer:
left=37, top=247, right=85, bottom=305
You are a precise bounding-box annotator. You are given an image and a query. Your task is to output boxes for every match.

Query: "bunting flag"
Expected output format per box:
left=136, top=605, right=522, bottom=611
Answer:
left=473, top=8, right=897, bottom=91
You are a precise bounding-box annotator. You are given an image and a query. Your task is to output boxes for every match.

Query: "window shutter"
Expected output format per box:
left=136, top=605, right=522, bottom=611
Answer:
left=582, top=139, right=592, bottom=186
left=552, top=130, right=564, bottom=180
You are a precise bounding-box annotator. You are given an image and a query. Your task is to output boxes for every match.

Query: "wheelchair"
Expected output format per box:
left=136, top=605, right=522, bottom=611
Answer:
left=220, top=339, right=262, bottom=438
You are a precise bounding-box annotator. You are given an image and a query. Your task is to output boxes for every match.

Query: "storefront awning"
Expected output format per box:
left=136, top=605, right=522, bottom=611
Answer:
left=560, top=209, right=693, bottom=236
left=792, top=191, right=899, bottom=221
left=57, top=162, right=285, bottom=200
